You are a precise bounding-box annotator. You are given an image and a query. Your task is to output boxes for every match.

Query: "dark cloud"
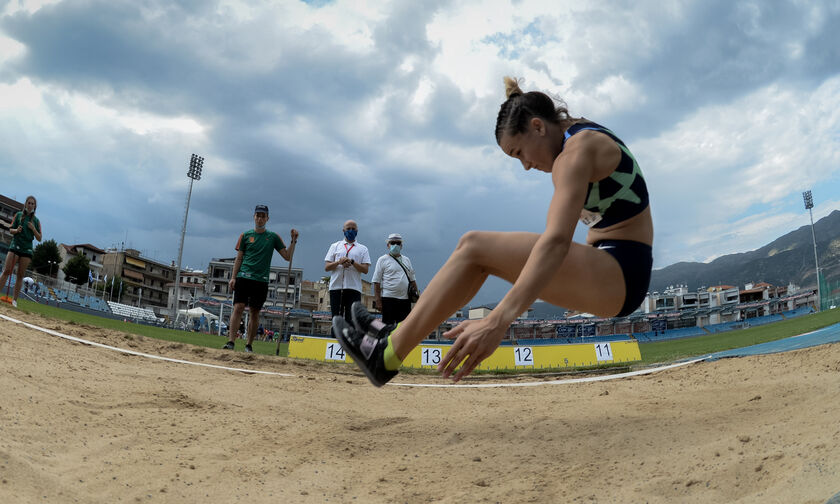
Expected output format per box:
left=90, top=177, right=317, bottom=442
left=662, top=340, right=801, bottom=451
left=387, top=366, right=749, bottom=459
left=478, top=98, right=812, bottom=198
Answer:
left=558, top=1, right=840, bottom=140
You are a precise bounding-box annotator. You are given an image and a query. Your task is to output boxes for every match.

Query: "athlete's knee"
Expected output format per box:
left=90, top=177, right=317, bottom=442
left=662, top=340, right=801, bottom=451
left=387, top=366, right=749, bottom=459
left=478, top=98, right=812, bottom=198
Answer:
left=454, top=230, right=485, bottom=255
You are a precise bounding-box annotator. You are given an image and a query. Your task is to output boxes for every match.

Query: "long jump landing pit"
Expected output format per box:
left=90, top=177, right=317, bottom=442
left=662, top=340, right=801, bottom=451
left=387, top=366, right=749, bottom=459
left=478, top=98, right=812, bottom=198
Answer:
left=1, top=305, right=839, bottom=504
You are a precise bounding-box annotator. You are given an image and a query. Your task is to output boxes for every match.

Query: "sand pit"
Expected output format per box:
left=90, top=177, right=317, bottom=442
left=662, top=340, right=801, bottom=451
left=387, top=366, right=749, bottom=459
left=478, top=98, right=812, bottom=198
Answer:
left=1, top=304, right=839, bottom=503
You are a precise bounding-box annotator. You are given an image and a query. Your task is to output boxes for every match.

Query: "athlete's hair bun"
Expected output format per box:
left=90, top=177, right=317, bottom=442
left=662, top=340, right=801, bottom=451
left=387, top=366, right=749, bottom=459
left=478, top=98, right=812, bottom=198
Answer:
left=503, top=76, right=523, bottom=99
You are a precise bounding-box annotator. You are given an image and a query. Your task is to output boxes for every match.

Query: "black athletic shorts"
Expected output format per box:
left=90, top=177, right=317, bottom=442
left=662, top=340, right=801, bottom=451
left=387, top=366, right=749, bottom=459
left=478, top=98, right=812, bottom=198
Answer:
left=594, top=239, right=653, bottom=317
left=233, top=277, right=269, bottom=310
left=8, top=248, right=32, bottom=259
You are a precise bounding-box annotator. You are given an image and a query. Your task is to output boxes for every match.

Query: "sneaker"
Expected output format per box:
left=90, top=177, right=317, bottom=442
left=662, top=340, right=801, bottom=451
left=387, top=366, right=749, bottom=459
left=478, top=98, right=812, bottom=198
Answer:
left=11, top=300, right=17, bottom=308
left=351, top=302, right=396, bottom=339
left=244, top=344, right=253, bottom=353
left=332, top=316, right=397, bottom=387
left=222, top=341, right=235, bottom=350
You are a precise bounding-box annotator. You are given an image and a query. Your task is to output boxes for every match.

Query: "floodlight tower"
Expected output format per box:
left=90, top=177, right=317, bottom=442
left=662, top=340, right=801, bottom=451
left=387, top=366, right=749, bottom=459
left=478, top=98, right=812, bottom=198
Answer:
left=173, top=154, right=204, bottom=322
left=802, top=190, right=821, bottom=312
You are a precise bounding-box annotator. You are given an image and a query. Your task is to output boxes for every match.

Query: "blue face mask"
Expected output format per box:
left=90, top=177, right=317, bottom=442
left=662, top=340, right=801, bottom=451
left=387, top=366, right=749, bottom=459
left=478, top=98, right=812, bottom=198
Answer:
left=344, top=229, right=357, bottom=241
left=389, top=244, right=401, bottom=255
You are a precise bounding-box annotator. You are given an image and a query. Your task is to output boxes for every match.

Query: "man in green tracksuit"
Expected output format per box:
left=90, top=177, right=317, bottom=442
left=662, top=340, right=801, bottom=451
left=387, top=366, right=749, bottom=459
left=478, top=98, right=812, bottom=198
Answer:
left=222, top=205, right=298, bottom=353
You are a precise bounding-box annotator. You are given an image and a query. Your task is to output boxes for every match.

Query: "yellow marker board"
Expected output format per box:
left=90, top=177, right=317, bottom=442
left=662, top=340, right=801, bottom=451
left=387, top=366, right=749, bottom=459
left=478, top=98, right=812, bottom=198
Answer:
left=288, top=335, right=641, bottom=370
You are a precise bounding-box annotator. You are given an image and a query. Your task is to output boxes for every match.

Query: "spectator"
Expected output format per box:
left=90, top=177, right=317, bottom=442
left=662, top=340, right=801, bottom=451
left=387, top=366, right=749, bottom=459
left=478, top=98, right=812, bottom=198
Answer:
left=324, top=219, right=370, bottom=323
left=372, top=233, right=419, bottom=325
left=0, top=195, right=42, bottom=308
left=222, top=204, right=298, bottom=353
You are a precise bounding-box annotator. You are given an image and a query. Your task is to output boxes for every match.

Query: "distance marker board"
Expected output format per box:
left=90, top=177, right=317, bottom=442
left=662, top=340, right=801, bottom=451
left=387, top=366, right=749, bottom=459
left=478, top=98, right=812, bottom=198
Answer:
left=289, top=335, right=641, bottom=371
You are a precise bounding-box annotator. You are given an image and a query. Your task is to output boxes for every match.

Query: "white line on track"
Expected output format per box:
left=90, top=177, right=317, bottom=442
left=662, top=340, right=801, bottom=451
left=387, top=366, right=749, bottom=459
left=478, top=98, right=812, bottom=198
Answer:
left=1, top=313, right=703, bottom=387
left=391, top=358, right=705, bottom=388
left=0, top=313, right=295, bottom=377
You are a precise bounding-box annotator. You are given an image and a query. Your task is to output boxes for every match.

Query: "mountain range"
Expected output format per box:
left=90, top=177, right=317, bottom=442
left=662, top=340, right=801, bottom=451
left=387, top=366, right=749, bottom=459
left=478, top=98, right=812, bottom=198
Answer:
left=649, top=209, right=840, bottom=292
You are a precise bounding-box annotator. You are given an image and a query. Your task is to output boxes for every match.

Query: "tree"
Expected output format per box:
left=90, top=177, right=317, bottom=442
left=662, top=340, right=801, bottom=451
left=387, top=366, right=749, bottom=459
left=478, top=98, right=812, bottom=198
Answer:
left=31, top=239, right=62, bottom=276
left=62, top=253, right=90, bottom=286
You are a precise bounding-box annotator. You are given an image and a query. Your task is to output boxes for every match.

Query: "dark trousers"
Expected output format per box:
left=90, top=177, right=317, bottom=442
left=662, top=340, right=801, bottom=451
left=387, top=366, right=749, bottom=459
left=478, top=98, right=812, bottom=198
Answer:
left=381, top=297, right=411, bottom=325
left=330, top=289, right=361, bottom=323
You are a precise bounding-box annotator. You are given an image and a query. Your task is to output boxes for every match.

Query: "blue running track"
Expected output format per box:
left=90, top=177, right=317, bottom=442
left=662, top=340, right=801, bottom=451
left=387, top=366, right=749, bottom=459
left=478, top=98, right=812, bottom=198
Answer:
left=704, top=321, right=840, bottom=360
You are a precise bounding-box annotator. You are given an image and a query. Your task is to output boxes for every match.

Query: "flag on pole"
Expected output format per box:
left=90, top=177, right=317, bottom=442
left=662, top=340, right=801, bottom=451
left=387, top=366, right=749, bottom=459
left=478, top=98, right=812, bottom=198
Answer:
left=88, top=270, right=93, bottom=283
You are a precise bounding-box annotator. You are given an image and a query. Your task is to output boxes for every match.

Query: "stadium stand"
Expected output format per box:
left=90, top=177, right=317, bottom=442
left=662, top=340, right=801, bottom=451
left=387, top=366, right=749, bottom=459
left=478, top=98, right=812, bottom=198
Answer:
left=781, top=306, right=814, bottom=319
left=517, top=334, right=633, bottom=345
left=633, top=326, right=708, bottom=342
left=107, top=301, right=159, bottom=323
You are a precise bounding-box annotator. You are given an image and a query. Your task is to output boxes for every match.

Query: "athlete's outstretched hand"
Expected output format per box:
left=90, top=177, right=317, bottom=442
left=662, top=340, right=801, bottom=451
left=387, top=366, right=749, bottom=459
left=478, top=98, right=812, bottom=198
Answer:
left=437, top=318, right=507, bottom=382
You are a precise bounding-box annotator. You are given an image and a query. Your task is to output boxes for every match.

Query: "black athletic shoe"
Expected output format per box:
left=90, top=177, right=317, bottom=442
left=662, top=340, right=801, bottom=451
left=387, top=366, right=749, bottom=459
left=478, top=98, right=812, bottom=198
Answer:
left=244, top=344, right=253, bottom=353
left=222, top=341, right=235, bottom=350
left=351, top=302, right=396, bottom=339
left=332, top=316, right=398, bottom=387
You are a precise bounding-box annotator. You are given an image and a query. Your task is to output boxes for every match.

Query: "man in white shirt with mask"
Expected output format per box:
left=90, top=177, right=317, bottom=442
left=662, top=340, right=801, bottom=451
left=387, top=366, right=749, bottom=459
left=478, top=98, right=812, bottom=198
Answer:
left=371, top=233, right=418, bottom=325
left=324, top=219, right=371, bottom=322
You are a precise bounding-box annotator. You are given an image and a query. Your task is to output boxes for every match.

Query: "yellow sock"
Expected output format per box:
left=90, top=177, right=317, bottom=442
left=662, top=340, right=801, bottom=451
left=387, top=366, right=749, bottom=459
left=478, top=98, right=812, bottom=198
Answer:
left=383, top=325, right=402, bottom=371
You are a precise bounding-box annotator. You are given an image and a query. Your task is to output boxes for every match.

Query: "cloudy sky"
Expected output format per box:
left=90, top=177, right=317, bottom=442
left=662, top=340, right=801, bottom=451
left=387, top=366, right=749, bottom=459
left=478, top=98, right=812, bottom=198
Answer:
left=2, top=0, right=839, bottom=305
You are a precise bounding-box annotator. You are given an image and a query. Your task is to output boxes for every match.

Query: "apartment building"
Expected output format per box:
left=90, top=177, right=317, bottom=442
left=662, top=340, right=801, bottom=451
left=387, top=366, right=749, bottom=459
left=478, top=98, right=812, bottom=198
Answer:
left=59, top=243, right=106, bottom=282
left=167, top=269, right=208, bottom=315
left=102, top=249, right=175, bottom=310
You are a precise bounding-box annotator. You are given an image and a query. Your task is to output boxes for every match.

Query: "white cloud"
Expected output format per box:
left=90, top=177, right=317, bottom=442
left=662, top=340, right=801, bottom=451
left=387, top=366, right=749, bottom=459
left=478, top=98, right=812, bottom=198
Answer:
left=285, top=0, right=384, bottom=52
left=0, top=32, right=25, bottom=63
left=1, top=0, right=62, bottom=16
left=0, top=77, right=44, bottom=113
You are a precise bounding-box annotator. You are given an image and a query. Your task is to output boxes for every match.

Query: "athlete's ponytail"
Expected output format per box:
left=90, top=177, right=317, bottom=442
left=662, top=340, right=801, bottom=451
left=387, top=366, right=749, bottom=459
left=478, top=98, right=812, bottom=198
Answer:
left=494, top=76, right=575, bottom=143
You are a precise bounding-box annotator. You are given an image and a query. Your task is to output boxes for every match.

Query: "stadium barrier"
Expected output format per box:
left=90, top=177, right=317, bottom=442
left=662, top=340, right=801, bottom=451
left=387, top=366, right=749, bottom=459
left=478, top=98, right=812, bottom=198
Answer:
left=288, top=334, right=642, bottom=370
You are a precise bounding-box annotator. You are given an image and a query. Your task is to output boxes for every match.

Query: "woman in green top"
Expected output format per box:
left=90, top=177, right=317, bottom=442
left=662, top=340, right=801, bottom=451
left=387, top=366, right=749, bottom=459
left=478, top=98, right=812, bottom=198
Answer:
left=1, top=196, right=43, bottom=307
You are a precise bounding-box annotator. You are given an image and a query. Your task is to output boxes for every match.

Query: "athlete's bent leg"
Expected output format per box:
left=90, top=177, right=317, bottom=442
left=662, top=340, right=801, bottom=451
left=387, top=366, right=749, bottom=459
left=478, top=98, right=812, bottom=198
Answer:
left=390, top=231, right=626, bottom=360
left=13, top=257, right=31, bottom=301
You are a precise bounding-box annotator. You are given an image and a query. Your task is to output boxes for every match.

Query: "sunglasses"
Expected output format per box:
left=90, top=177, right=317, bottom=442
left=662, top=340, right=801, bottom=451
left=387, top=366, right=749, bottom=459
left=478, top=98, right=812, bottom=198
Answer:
left=388, top=241, right=402, bottom=245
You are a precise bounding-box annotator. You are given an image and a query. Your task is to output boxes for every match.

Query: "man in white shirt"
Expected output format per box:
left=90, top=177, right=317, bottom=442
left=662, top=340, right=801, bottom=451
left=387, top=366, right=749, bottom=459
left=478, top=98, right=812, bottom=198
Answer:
left=371, top=233, right=418, bottom=324
left=324, top=219, right=371, bottom=322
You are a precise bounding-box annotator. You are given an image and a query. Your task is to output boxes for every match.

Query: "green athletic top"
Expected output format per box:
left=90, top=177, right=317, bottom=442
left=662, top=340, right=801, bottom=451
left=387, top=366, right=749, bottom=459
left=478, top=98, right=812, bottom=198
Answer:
left=235, top=229, right=285, bottom=283
left=9, top=211, right=41, bottom=255
left=562, top=120, right=649, bottom=229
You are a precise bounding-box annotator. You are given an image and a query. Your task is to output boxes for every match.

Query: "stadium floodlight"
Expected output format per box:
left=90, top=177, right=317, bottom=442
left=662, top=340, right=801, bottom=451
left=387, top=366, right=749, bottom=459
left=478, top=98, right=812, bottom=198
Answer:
left=802, top=190, right=821, bottom=312
left=173, top=154, right=205, bottom=324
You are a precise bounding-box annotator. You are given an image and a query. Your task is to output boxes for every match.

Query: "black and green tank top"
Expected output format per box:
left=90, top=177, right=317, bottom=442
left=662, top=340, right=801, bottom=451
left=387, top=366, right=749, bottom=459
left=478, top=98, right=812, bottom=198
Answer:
left=562, top=121, right=649, bottom=229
